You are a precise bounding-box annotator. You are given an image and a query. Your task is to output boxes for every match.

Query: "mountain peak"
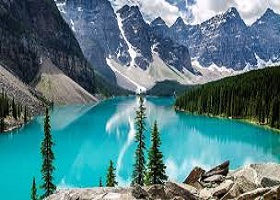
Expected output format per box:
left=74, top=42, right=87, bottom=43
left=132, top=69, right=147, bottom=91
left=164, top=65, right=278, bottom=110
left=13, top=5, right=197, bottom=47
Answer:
left=171, top=17, right=186, bottom=29
left=224, top=7, right=240, bottom=18
left=117, top=4, right=141, bottom=16
left=265, top=8, right=275, bottom=15
left=151, top=17, right=167, bottom=27
left=262, top=8, right=279, bottom=18
left=175, top=17, right=185, bottom=24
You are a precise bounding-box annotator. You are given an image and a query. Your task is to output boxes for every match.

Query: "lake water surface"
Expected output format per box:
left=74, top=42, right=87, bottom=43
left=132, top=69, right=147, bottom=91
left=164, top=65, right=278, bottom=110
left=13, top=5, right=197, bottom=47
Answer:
left=0, top=96, right=279, bottom=199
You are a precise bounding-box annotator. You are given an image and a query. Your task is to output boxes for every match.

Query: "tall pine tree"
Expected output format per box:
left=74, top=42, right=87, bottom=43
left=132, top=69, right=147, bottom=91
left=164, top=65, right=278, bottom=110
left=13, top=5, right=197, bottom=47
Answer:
left=106, top=160, right=117, bottom=187
left=132, top=96, right=146, bottom=186
left=41, top=107, right=56, bottom=199
left=31, top=177, right=38, bottom=200
left=145, top=121, right=168, bottom=185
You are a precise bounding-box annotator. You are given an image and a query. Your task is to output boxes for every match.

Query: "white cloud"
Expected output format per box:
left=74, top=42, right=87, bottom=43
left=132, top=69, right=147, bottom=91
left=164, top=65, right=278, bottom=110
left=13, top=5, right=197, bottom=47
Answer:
left=110, top=0, right=188, bottom=26
left=189, top=0, right=280, bottom=25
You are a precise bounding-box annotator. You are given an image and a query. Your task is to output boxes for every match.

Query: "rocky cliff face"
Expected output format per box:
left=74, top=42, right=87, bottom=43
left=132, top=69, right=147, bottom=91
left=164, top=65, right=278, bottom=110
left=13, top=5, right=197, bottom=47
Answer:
left=169, top=8, right=280, bottom=70
left=57, top=0, right=129, bottom=81
left=46, top=163, right=280, bottom=200
left=249, top=9, right=280, bottom=63
left=56, top=0, right=194, bottom=91
left=0, top=0, right=95, bottom=94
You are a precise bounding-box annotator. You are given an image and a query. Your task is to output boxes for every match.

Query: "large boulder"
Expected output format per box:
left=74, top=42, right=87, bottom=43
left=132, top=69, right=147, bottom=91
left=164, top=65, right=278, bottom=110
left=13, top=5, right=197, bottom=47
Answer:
left=147, top=184, right=167, bottom=199
left=198, top=179, right=234, bottom=200
left=131, top=184, right=149, bottom=199
left=202, top=161, right=230, bottom=180
left=212, top=180, right=234, bottom=198
left=203, top=175, right=225, bottom=184
left=183, top=167, right=205, bottom=187
left=236, top=188, right=271, bottom=200
left=261, top=177, right=280, bottom=188
left=263, top=186, right=280, bottom=200
left=232, top=163, right=280, bottom=186
left=221, top=176, right=257, bottom=200
left=165, top=182, right=198, bottom=200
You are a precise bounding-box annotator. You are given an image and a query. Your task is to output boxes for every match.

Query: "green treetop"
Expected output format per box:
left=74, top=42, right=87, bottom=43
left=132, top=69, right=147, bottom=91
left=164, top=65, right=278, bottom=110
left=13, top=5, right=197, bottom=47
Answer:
left=106, top=160, right=118, bottom=187
left=132, top=96, right=147, bottom=186
left=40, top=107, right=56, bottom=199
left=145, top=121, right=168, bottom=185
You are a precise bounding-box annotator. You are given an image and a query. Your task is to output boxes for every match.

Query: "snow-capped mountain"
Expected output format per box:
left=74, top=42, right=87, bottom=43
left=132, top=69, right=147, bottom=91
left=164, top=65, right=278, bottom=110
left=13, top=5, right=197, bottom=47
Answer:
left=56, top=0, right=197, bottom=92
left=169, top=7, right=280, bottom=70
left=56, top=0, right=280, bottom=92
left=249, top=9, right=280, bottom=63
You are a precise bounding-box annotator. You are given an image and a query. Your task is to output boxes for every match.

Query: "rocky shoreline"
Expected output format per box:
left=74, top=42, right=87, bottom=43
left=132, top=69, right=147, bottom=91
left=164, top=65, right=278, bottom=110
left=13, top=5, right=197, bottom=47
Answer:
left=47, top=162, right=280, bottom=200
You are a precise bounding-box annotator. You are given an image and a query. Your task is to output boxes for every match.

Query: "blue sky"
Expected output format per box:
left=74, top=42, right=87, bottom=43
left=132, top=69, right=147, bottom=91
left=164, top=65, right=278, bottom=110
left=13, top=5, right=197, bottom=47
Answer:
left=109, top=0, right=280, bottom=26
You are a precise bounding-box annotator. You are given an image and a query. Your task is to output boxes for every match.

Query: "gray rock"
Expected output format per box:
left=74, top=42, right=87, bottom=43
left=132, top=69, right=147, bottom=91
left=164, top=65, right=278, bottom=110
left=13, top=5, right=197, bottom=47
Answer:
left=261, top=177, right=280, bottom=188
left=132, top=184, right=149, bottom=199
left=221, top=183, right=241, bottom=200
left=171, top=197, right=185, bottom=200
left=183, top=167, right=205, bottom=186
left=236, top=188, right=271, bottom=200
left=165, top=182, right=198, bottom=200
left=263, top=186, right=280, bottom=200
left=198, top=188, right=212, bottom=200
left=202, top=161, right=230, bottom=180
left=212, top=180, right=234, bottom=198
left=147, top=184, right=166, bottom=199
left=232, top=163, right=280, bottom=186
left=220, top=176, right=257, bottom=200
left=203, top=175, right=225, bottom=184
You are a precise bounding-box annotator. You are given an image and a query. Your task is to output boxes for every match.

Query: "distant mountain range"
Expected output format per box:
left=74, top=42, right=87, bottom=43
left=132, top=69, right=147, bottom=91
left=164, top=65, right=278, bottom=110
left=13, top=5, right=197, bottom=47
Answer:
left=56, top=0, right=280, bottom=92
left=169, top=7, right=280, bottom=70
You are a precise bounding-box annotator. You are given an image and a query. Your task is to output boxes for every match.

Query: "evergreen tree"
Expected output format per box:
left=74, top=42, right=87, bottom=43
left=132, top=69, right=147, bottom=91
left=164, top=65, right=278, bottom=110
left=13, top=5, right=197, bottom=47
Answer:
left=175, top=67, right=280, bottom=130
left=24, top=106, right=28, bottom=124
left=271, top=99, right=280, bottom=128
left=0, top=117, right=5, bottom=132
left=99, top=177, right=103, bottom=187
left=12, top=97, right=17, bottom=119
left=31, top=177, right=38, bottom=200
left=145, top=121, right=168, bottom=185
left=40, top=108, right=56, bottom=199
left=132, top=96, right=146, bottom=186
left=106, top=160, right=117, bottom=187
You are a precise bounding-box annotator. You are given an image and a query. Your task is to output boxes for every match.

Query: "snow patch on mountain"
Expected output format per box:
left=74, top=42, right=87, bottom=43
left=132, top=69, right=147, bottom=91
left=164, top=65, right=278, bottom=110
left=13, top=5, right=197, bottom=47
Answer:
left=106, top=58, right=147, bottom=94
left=116, top=13, right=138, bottom=67
left=55, top=0, right=67, bottom=14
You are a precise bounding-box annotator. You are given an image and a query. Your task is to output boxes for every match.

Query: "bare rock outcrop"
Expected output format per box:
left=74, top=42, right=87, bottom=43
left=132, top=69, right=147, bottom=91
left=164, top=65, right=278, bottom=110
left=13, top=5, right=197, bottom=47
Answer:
left=46, top=163, right=280, bottom=200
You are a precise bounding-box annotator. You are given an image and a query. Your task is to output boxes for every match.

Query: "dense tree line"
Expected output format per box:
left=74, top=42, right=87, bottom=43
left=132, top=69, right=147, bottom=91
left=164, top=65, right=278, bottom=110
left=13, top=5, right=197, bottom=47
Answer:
left=0, top=89, right=29, bottom=132
left=175, top=67, right=280, bottom=129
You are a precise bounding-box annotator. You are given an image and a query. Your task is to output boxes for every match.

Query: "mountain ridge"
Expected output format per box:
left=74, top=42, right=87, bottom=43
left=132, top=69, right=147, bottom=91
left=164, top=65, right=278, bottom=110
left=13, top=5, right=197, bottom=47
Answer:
left=55, top=1, right=280, bottom=92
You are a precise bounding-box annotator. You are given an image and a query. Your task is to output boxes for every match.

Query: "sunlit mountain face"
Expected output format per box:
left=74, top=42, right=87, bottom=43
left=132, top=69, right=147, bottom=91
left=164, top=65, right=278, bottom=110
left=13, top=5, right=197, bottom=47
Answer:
left=55, top=0, right=280, bottom=94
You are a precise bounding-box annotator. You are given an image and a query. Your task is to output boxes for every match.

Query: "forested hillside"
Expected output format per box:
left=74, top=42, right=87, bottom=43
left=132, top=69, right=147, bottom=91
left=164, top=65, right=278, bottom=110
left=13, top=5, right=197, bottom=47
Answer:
left=175, top=67, right=280, bottom=129
left=0, top=89, right=30, bottom=132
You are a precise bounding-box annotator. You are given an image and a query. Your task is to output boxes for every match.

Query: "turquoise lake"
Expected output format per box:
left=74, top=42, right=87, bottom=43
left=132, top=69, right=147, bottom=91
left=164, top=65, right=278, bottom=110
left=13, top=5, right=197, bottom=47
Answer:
left=0, top=96, right=280, bottom=199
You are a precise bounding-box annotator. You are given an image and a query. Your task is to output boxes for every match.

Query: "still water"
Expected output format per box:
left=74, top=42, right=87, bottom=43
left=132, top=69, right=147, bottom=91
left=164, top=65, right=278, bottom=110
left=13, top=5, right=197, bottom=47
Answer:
left=0, top=96, right=279, bottom=199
